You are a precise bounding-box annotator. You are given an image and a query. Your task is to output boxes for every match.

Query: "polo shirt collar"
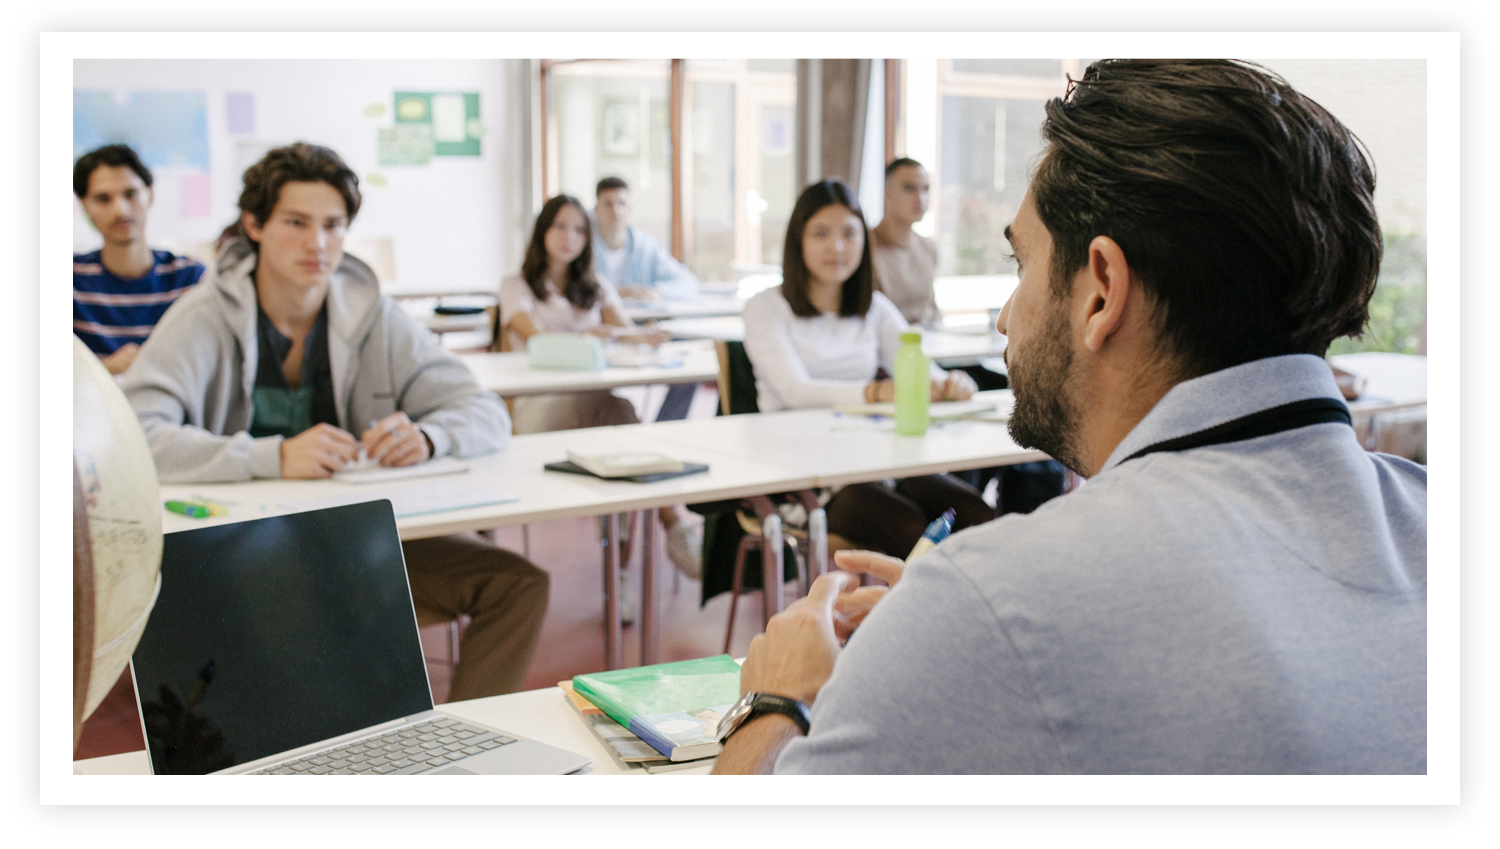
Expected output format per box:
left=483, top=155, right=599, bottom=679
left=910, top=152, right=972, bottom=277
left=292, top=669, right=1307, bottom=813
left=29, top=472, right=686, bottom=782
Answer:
left=1099, top=354, right=1345, bottom=475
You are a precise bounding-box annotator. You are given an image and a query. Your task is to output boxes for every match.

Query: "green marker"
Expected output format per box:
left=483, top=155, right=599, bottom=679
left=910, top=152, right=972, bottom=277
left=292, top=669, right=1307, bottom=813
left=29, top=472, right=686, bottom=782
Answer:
left=165, top=500, right=210, bottom=519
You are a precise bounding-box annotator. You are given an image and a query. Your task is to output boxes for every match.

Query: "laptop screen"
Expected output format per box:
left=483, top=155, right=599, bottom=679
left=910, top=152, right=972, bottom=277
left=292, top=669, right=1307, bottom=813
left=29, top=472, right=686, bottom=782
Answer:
left=130, top=501, right=433, bottom=774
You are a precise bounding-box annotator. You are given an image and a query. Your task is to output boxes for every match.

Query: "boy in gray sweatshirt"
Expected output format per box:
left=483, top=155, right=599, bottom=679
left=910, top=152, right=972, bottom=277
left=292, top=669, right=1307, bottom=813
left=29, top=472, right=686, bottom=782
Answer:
left=123, top=143, right=546, bottom=699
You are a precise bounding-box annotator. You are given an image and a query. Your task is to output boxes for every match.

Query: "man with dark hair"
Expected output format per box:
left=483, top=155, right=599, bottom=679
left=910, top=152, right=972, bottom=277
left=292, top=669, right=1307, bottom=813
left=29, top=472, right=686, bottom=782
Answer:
left=714, top=60, right=1425, bottom=774
left=592, top=175, right=704, bottom=424
left=592, top=176, right=699, bottom=301
left=123, top=142, right=548, bottom=700
left=870, top=157, right=939, bottom=326
left=72, top=144, right=205, bottom=374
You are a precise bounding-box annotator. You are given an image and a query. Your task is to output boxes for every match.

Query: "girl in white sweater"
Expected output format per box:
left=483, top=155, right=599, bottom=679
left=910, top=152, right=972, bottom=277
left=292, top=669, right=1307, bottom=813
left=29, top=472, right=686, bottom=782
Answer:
left=742, top=179, right=994, bottom=557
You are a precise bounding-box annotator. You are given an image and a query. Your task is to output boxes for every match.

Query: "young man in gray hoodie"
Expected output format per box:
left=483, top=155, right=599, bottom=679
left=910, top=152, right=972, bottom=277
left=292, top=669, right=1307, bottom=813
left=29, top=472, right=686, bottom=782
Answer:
left=123, top=143, right=547, bottom=700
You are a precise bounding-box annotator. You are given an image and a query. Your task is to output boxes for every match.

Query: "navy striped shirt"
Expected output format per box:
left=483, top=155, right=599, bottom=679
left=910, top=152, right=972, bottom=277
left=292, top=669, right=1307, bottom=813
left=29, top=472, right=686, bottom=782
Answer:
left=73, top=249, right=205, bottom=354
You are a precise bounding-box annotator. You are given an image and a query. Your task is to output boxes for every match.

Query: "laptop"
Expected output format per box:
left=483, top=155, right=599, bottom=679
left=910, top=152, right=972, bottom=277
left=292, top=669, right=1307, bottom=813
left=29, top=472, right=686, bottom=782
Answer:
left=129, top=500, right=591, bottom=775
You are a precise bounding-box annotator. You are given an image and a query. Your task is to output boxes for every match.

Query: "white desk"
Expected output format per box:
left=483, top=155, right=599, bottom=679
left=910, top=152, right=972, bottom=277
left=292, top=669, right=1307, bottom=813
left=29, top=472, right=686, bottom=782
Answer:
left=622, top=293, right=745, bottom=322
left=656, top=317, right=1007, bottom=367
left=455, top=340, right=719, bottom=397
left=1330, top=352, right=1427, bottom=416
left=629, top=392, right=1043, bottom=615
left=72, top=686, right=709, bottom=776
left=633, top=391, right=1042, bottom=489
left=159, top=396, right=1040, bottom=667
left=161, top=426, right=818, bottom=670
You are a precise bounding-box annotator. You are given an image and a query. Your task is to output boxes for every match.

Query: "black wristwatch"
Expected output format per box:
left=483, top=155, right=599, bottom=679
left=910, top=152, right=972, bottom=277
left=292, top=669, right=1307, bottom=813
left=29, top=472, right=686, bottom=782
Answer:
left=716, top=692, right=812, bottom=742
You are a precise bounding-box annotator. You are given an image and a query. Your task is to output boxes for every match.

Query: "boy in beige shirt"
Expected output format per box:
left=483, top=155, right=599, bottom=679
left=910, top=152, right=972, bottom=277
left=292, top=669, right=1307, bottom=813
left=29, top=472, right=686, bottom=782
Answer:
left=870, top=158, right=940, bottom=326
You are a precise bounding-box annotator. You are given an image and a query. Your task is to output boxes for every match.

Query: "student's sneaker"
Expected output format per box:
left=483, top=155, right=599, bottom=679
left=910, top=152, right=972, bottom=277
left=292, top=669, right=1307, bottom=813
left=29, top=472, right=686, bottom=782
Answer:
left=666, top=516, right=704, bottom=581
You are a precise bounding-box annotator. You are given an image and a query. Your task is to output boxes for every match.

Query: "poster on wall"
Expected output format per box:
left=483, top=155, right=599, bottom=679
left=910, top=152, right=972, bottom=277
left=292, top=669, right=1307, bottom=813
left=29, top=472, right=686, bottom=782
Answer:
left=378, top=91, right=482, bottom=165
left=73, top=90, right=210, bottom=170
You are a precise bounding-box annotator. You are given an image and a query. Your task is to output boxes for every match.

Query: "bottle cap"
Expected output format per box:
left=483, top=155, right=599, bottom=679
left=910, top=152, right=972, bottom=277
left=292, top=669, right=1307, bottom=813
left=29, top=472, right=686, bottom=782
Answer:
left=900, top=331, right=922, bottom=344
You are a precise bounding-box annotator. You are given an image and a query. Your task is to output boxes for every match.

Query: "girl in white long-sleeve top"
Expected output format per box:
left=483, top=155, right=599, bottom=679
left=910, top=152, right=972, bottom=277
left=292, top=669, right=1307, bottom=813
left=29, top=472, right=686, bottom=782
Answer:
left=742, top=179, right=994, bottom=558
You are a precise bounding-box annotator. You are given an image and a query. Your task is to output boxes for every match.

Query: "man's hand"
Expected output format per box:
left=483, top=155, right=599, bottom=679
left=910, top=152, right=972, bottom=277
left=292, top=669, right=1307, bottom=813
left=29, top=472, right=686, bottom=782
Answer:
left=739, top=571, right=857, bottom=705
left=713, top=571, right=857, bottom=775
left=280, top=423, right=359, bottom=478
left=829, top=550, right=906, bottom=641
left=99, top=343, right=140, bottom=375
left=361, top=412, right=432, bottom=467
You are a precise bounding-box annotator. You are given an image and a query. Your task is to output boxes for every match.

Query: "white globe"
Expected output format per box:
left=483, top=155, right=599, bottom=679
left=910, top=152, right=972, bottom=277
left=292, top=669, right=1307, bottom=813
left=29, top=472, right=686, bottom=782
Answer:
left=73, top=337, right=162, bottom=748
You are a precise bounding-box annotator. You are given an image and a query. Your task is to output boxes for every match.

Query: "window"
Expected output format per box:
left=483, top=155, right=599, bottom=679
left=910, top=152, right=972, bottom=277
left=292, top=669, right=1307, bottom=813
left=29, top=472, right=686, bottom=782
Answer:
left=545, top=60, right=673, bottom=248
left=904, top=59, right=1083, bottom=278
left=681, top=59, right=798, bottom=282
left=541, top=58, right=797, bottom=286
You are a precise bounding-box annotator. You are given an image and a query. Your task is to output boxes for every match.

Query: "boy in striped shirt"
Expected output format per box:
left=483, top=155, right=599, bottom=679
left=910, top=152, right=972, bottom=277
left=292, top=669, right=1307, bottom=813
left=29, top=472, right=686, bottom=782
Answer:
left=73, top=144, right=205, bottom=374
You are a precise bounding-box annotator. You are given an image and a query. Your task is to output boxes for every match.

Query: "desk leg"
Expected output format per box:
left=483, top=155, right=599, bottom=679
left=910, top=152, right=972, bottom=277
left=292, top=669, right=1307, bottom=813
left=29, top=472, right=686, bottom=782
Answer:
left=642, top=512, right=658, bottom=666
left=761, top=513, right=784, bottom=626
left=603, top=513, right=623, bottom=670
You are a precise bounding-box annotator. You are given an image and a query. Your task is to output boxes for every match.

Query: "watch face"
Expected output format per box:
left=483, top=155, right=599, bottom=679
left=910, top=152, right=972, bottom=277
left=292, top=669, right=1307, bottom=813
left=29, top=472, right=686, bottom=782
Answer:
left=716, top=694, right=756, bottom=742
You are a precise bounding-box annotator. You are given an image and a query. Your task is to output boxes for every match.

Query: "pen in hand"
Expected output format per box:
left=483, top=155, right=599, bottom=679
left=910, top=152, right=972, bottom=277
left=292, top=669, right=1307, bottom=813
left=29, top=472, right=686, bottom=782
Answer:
left=906, top=508, right=957, bottom=562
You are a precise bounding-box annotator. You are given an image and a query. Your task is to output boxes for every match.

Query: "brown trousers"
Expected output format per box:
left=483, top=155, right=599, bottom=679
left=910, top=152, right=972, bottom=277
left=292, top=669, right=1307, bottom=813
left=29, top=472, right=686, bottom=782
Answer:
left=400, top=535, right=549, bottom=701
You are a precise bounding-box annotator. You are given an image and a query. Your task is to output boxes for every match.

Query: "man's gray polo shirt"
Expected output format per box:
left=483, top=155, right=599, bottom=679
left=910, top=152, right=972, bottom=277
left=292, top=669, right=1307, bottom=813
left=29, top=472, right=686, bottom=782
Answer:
left=776, top=354, right=1426, bottom=774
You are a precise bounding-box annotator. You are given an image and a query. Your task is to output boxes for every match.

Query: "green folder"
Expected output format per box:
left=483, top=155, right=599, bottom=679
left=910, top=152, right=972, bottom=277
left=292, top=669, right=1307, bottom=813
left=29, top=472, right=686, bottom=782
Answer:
left=572, top=655, right=742, bottom=761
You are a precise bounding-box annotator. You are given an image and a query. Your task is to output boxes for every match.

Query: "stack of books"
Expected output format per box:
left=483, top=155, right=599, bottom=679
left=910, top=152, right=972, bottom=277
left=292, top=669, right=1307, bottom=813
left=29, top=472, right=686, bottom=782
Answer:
left=559, top=654, right=742, bottom=774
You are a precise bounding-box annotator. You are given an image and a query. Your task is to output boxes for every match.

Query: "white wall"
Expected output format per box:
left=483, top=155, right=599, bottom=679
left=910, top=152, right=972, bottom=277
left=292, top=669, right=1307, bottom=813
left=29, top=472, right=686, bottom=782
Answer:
left=72, top=58, right=532, bottom=294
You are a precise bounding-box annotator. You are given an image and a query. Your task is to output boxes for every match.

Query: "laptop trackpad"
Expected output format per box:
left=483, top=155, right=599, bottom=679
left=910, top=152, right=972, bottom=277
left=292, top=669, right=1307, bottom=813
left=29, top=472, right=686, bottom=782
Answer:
left=423, top=739, right=590, bottom=775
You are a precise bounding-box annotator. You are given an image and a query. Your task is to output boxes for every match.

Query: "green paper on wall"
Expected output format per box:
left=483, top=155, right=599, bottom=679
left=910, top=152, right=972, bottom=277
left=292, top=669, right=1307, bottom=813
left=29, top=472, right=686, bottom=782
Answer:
left=392, top=90, right=481, bottom=157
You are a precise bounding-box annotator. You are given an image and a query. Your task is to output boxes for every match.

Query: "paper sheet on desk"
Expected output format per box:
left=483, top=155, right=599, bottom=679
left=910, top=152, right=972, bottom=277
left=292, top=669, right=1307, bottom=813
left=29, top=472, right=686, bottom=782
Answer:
left=332, top=455, right=469, bottom=484
left=605, top=348, right=686, bottom=368
left=281, top=481, right=517, bottom=518
left=834, top=399, right=1000, bottom=420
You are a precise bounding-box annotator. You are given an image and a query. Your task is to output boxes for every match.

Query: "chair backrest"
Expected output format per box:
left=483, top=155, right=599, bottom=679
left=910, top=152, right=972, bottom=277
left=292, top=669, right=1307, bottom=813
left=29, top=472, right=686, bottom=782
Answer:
left=714, top=339, right=760, bottom=416
left=488, top=304, right=507, bottom=352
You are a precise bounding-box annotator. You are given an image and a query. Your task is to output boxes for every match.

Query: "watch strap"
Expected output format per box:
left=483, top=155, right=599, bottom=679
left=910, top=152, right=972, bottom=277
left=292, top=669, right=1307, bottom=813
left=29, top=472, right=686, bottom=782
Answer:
left=746, top=693, right=811, bottom=736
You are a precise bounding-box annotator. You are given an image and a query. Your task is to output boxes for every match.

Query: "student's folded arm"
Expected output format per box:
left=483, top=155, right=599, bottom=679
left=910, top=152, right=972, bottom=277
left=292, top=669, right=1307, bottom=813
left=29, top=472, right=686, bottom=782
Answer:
left=382, top=306, right=511, bottom=459
left=123, top=379, right=278, bottom=483
left=742, top=297, right=867, bottom=411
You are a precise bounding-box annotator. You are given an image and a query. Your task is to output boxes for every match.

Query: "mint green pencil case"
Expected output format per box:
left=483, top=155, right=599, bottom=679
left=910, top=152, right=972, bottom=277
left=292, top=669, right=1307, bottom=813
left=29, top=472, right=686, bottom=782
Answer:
left=526, top=332, right=607, bottom=370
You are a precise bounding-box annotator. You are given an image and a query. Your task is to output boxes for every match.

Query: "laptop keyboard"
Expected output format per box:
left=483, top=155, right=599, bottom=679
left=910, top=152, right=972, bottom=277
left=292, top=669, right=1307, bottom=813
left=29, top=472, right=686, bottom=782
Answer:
left=246, top=716, right=517, bottom=775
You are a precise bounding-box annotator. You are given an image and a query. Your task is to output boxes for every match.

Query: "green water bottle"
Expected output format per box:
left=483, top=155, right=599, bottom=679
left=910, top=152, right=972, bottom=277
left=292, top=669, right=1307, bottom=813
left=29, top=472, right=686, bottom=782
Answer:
left=894, top=330, right=930, bottom=436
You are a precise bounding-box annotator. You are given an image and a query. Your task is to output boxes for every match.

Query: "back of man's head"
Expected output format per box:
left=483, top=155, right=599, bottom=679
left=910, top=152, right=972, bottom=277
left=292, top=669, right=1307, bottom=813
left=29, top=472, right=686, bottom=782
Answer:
left=73, top=144, right=153, bottom=199
left=596, top=176, right=628, bottom=197
left=1032, top=59, right=1382, bottom=378
left=238, top=142, right=362, bottom=228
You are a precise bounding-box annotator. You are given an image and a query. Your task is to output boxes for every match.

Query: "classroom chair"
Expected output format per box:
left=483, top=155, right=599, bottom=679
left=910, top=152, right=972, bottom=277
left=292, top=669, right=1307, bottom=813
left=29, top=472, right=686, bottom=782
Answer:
left=692, top=340, right=828, bottom=653
left=415, top=609, right=465, bottom=690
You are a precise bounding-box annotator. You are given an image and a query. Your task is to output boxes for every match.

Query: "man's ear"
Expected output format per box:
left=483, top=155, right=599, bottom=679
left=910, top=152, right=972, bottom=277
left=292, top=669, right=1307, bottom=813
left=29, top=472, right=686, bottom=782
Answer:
left=241, top=210, right=263, bottom=244
left=1078, top=235, right=1135, bottom=353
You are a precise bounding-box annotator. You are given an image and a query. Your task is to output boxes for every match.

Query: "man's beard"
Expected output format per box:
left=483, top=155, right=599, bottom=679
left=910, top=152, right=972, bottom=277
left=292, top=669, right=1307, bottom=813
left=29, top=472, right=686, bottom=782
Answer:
left=1005, top=304, right=1085, bottom=475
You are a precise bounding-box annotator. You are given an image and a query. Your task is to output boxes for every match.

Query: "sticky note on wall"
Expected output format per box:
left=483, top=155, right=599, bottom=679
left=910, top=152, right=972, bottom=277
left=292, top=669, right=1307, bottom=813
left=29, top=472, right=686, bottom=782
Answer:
left=225, top=92, right=255, bottom=135
left=180, top=173, right=211, bottom=217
